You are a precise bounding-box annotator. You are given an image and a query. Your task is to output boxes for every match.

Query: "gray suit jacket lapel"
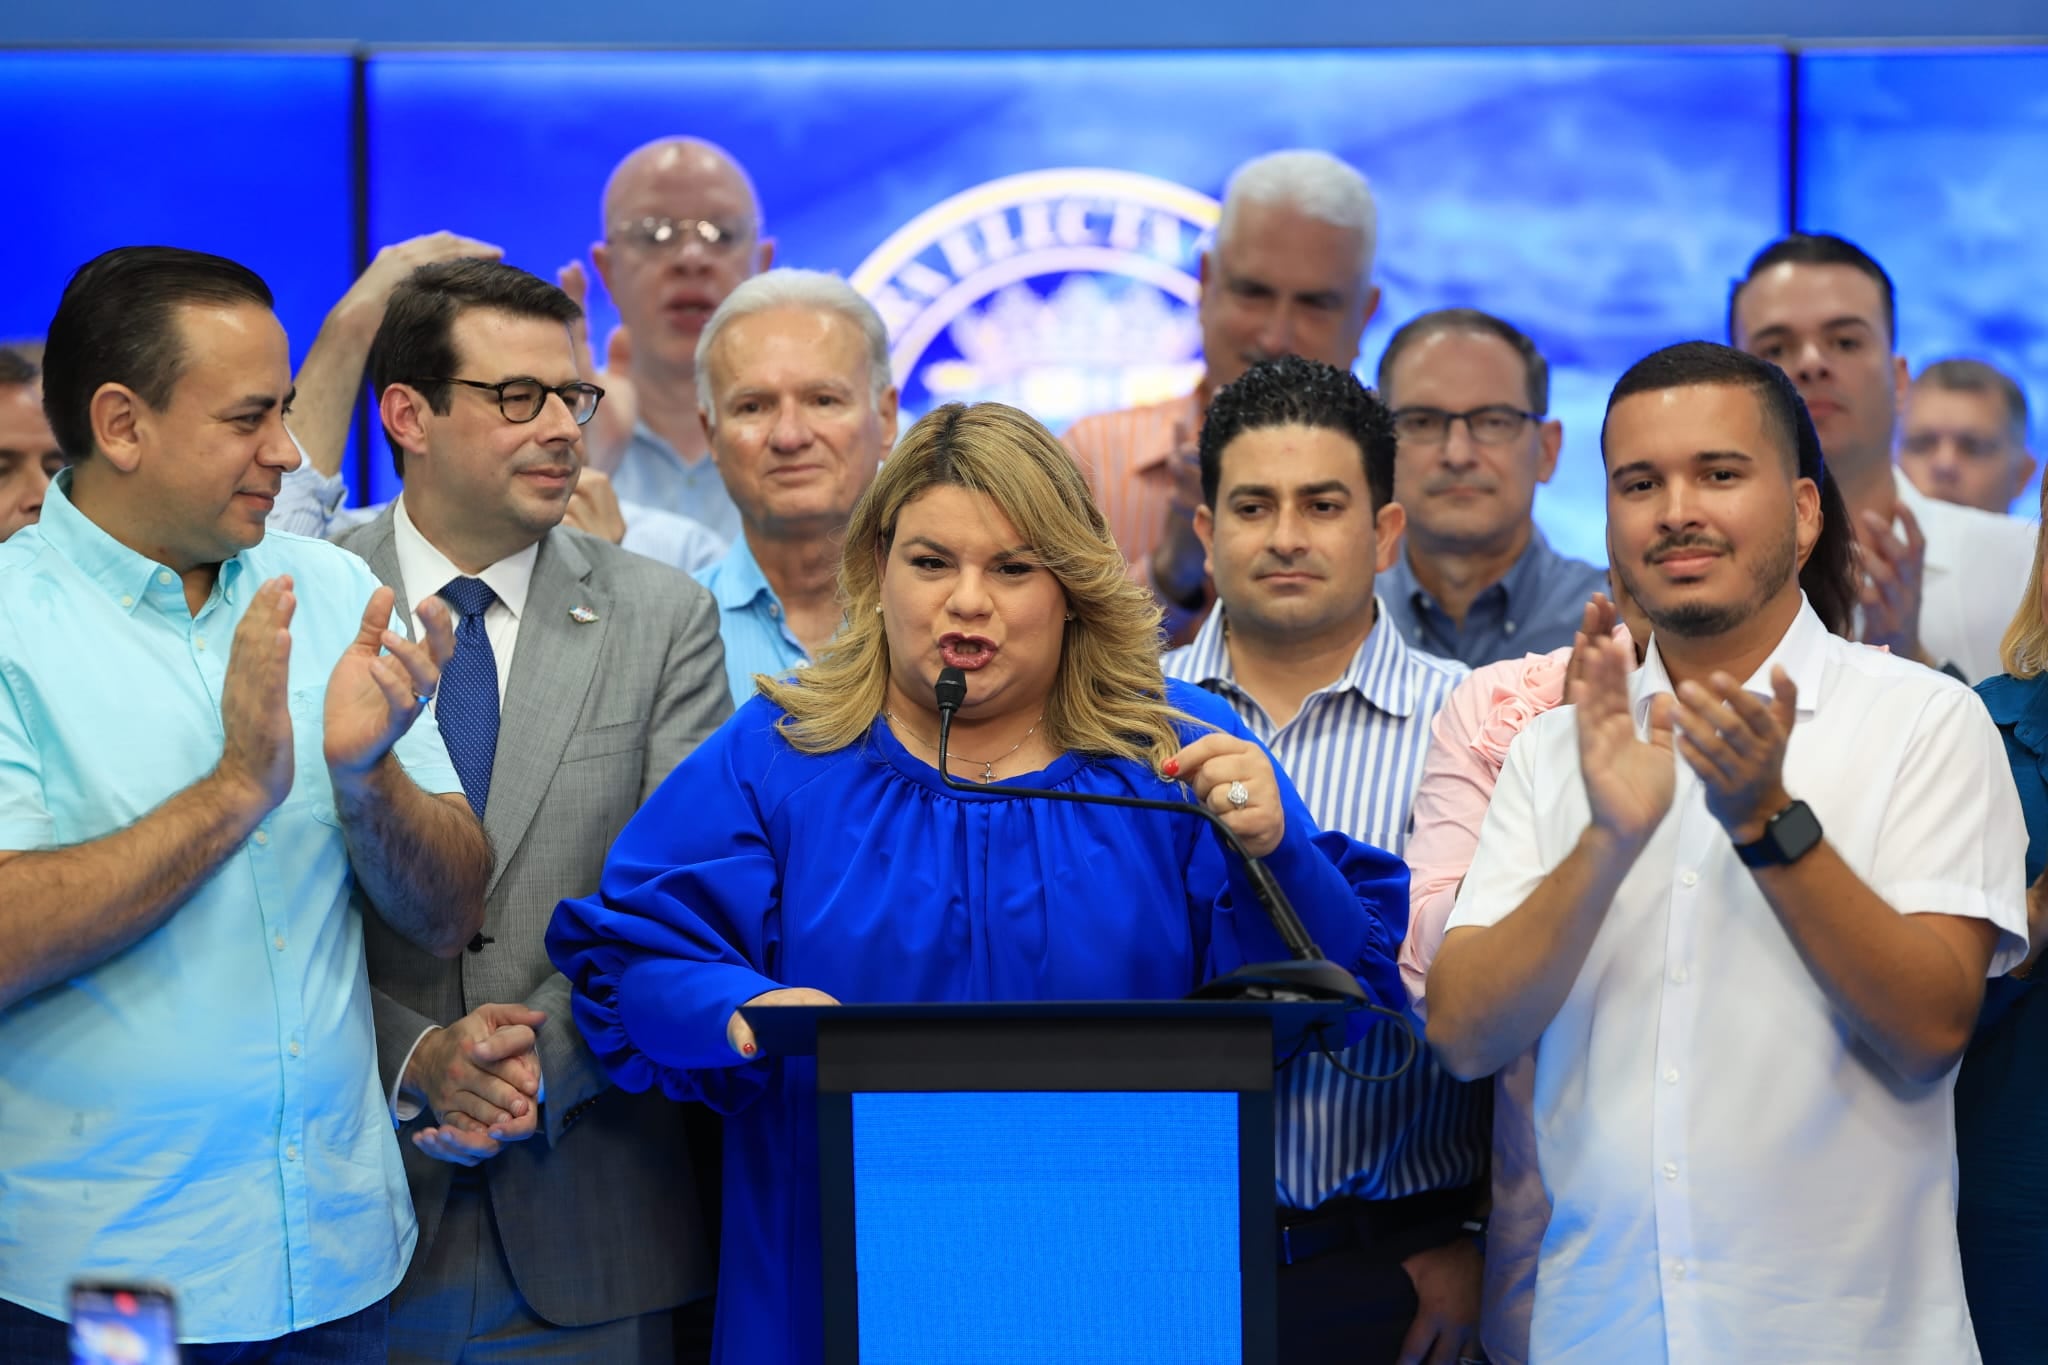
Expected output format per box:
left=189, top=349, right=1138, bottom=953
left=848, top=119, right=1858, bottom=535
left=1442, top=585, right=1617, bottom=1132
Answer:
left=485, top=528, right=604, bottom=899
left=352, top=507, right=413, bottom=627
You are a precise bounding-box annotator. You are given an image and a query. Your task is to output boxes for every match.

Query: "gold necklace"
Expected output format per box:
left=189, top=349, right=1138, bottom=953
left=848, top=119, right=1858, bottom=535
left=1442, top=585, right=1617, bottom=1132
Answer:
left=885, top=710, right=1042, bottom=784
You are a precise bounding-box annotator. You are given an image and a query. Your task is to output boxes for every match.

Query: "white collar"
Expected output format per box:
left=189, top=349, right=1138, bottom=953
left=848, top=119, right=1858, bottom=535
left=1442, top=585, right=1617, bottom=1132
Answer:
left=391, top=492, right=540, bottom=621
left=1631, top=594, right=1829, bottom=726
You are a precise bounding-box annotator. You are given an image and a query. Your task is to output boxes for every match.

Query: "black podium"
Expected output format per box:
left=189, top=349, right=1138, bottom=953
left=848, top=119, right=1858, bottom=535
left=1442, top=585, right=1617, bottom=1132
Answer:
left=741, top=998, right=1351, bottom=1364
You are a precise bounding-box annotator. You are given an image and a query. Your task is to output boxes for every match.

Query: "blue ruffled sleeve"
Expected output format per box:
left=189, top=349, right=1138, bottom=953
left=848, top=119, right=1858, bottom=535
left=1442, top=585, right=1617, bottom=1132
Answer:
left=546, top=699, right=795, bottom=1113
left=1166, top=681, right=1409, bottom=1018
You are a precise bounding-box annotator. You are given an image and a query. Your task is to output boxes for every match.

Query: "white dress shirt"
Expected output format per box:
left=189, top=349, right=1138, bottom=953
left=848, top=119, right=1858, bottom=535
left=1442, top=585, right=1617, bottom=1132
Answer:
left=1446, top=597, right=2028, bottom=1364
left=390, top=493, right=536, bottom=706
left=1895, top=467, right=2038, bottom=684
left=386, top=494, right=541, bottom=1120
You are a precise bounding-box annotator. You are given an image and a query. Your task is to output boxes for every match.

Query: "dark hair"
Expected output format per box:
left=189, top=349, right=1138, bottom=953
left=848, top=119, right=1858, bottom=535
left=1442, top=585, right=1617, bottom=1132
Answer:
left=1915, top=357, right=2030, bottom=440
left=368, top=258, right=583, bottom=474
left=0, top=345, right=36, bottom=389
left=41, top=247, right=275, bottom=462
left=1728, top=233, right=1896, bottom=347
left=1199, top=355, right=1396, bottom=510
left=1375, top=307, right=1549, bottom=414
left=1603, top=341, right=1857, bottom=638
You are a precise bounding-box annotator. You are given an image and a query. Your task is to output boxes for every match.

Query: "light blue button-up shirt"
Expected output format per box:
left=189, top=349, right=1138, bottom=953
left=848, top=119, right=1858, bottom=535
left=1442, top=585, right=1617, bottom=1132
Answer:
left=614, top=420, right=743, bottom=546
left=0, top=475, right=463, bottom=1342
left=694, top=534, right=811, bottom=708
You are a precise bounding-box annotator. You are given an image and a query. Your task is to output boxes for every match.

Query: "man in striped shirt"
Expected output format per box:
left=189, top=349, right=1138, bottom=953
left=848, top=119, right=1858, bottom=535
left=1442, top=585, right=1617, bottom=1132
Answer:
left=1063, top=150, right=1380, bottom=637
left=1163, top=355, right=1482, bottom=1365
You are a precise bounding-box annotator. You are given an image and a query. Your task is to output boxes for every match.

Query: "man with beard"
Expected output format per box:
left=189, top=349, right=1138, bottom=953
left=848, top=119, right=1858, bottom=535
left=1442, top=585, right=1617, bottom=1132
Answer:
left=1730, top=233, right=2035, bottom=683
left=1427, top=341, right=2027, bottom=1363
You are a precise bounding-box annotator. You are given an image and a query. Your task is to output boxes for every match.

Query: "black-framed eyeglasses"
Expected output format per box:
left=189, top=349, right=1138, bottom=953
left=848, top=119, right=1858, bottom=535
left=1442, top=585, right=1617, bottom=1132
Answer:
left=424, top=377, right=606, bottom=426
left=608, top=215, right=749, bottom=255
left=1390, top=404, right=1541, bottom=447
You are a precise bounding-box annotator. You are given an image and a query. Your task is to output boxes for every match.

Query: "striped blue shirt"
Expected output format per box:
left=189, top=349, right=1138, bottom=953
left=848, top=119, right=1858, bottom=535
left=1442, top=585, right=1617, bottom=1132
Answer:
left=1164, top=600, right=1487, bottom=1209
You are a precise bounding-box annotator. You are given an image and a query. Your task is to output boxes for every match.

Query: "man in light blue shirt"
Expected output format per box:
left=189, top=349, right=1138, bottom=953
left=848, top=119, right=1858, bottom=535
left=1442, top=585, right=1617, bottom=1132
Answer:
left=0, top=248, right=490, bottom=1358
left=691, top=269, right=897, bottom=706
left=1163, top=356, right=1482, bottom=1365
left=1376, top=308, right=1608, bottom=668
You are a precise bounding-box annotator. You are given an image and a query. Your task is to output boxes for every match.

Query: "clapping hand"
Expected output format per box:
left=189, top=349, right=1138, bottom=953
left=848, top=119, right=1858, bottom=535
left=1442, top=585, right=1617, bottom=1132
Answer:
left=558, top=260, right=638, bottom=475
left=323, top=588, right=455, bottom=783
left=1670, top=667, right=1799, bottom=846
left=1856, top=502, right=1929, bottom=665
left=1570, top=596, right=1675, bottom=848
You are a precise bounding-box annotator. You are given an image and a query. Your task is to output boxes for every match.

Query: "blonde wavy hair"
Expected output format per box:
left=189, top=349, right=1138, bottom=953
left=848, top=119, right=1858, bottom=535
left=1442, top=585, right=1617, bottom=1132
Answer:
left=759, top=401, right=1197, bottom=766
left=2000, top=480, right=2048, bottom=679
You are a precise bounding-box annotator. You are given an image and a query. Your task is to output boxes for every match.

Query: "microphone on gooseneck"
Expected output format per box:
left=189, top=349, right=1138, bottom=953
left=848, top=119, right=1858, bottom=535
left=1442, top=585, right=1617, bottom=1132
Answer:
left=931, top=666, right=1367, bottom=1007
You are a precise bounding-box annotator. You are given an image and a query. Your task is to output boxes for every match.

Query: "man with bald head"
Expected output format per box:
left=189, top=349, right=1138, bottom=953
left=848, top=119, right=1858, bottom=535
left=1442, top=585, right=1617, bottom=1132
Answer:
left=570, top=137, right=773, bottom=545
left=1061, top=149, right=1380, bottom=631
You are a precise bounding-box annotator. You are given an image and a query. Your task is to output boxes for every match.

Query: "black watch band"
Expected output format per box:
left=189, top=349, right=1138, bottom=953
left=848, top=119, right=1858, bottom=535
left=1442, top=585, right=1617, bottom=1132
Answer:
left=1734, top=799, right=1823, bottom=868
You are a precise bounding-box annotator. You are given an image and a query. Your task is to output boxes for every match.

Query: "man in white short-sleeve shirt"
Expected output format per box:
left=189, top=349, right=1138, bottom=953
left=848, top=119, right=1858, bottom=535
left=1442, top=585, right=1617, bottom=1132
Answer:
left=1426, top=341, right=2029, bottom=1365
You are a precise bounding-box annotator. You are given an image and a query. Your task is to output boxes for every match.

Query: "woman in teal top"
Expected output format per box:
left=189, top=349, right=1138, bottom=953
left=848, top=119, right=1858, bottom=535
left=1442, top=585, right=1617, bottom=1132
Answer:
left=1958, top=494, right=2048, bottom=1364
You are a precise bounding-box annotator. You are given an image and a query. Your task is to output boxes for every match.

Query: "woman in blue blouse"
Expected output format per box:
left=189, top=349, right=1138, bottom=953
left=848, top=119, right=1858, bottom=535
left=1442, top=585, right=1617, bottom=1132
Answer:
left=1959, top=497, right=2048, bottom=1364
left=548, top=401, right=1408, bottom=1365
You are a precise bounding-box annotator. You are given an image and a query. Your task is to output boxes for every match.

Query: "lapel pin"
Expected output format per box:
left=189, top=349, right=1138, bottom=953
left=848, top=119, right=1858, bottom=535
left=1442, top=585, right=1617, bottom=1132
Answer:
left=569, top=605, right=599, bottom=624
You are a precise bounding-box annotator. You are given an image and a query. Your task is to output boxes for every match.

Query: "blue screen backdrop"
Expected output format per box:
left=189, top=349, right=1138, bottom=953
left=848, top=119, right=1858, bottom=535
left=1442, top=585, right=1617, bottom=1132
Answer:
left=851, top=1090, right=1242, bottom=1362
left=363, top=48, right=1788, bottom=549
left=9, top=46, right=2045, bottom=545
left=0, top=51, right=356, bottom=376
left=1800, top=49, right=2048, bottom=514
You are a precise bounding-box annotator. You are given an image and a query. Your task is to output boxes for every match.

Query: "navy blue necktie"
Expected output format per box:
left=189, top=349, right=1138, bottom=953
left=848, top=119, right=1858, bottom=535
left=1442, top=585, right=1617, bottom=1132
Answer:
left=435, top=577, right=499, bottom=819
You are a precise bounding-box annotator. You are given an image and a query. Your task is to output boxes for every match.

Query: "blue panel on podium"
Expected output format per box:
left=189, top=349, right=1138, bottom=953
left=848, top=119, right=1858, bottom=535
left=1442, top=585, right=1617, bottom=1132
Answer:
left=851, top=1091, right=1240, bottom=1363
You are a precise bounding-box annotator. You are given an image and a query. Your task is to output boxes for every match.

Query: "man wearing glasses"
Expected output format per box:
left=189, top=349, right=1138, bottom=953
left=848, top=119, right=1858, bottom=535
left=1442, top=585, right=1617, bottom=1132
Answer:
left=336, top=259, right=731, bottom=1361
left=1376, top=308, right=1607, bottom=668
left=565, top=136, right=775, bottom=545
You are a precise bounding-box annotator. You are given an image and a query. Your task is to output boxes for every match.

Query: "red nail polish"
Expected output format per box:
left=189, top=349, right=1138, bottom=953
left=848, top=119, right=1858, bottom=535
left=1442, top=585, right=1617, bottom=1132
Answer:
left=1163, top=758, right=1180, bottom=778
left=742, top=1042, right=756, bottom=1055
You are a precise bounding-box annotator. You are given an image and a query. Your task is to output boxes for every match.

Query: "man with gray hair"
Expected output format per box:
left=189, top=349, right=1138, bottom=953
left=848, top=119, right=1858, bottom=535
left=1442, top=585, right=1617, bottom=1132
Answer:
left=1061, top=149, right=1380, bottom=632
left=693, top=267, right=899, bottom=706
left=1899, top=357, right=2037, bottom=515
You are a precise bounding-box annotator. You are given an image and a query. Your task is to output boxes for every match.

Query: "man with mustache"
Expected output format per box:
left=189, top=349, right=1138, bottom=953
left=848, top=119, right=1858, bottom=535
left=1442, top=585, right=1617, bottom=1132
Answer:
left=692, top=269, right=899, bottom=707
left=0, top=246, right=488, bottom=1358
left=563, top=136, right=774, bottom=546
left=335, top=258, right=731, bottom=1360
left=1376, top=308, right=1608, bottom=668
left=1062, top=150, right=1379, bottom=633
left=1163, top=355, right=1482, bottom=1365
left=1428, top=341, right=2027, bottom=1363
left=1730, top=233, right=2035, bottom=682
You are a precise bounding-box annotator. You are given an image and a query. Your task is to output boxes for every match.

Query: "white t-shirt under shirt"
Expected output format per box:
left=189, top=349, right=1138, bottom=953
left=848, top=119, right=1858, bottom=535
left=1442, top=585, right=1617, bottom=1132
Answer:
left=1446, top=597, right=2028, bottom=1365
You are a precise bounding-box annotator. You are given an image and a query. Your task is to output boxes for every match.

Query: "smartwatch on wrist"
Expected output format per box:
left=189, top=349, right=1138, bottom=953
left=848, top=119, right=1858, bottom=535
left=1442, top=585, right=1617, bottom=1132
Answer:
left=1734, top=799, right=1822, bottom=868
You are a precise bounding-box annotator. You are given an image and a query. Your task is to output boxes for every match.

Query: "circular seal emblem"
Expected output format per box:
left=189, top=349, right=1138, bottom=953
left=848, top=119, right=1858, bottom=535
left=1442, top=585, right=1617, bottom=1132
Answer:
left=848, top=168, right=1220, bottom=431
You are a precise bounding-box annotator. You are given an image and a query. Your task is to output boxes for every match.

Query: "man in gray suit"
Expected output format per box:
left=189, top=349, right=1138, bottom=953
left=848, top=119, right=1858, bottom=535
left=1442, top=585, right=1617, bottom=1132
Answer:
left=334, top=258, right=733, bottom=1361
